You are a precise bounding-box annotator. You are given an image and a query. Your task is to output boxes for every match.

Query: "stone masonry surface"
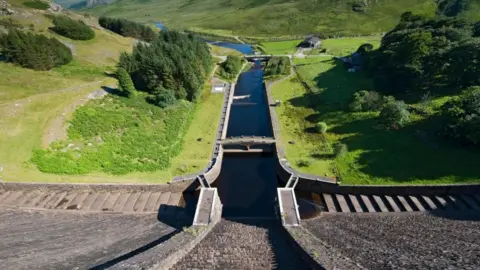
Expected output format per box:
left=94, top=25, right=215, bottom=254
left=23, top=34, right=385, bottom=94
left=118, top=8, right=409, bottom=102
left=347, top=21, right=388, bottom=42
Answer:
left=170, top=219, right=311, bottom=269
left=304, top=212, right=480, bottom=269
left=0, top=208, right=193, bottom=270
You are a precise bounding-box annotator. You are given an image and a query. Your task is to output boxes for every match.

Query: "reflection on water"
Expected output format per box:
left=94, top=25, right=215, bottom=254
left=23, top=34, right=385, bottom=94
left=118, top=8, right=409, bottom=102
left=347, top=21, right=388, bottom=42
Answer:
left=226, top=61, right=273, bottom=137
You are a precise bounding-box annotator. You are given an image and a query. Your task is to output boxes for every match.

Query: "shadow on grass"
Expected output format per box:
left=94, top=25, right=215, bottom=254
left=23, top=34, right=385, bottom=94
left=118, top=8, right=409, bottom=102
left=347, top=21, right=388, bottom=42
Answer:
left=288, top=58, right=480, bottom=184
left=102, top=86, right=128, bottom=97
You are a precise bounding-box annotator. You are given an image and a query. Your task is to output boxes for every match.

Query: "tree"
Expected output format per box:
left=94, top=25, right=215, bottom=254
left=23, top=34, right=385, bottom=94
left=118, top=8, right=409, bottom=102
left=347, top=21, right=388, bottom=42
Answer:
left=116, top=67, right=135, bottom=97
left=334, top=143, right=348, bottom=158
left=379, top=100, right=410, bottom=128
left=474, top=22, right=480, bottom=37
left=442, top=86, right=480, bottom=145
left=99, top=17, right=156, bottom=42
left=315, top=122, right=328, bottom=134
left=148, top=87, right=177, bottom=108
left=49, top=15, right=95, bottom=41
left=0, top=29, right=72, bottom=70
left=349, top=90, right=383, bottom=112
left=357, top=43, right=374, bottom=55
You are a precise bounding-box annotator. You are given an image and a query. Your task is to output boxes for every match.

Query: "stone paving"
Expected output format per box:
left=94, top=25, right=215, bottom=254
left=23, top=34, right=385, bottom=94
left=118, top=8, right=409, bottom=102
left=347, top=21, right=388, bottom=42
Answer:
left=171, top=219, right=311, bottom=269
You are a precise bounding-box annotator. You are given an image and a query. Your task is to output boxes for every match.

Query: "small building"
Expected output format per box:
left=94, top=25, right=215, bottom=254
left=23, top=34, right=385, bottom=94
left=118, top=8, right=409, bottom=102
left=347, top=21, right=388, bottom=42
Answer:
left=212, top=83, right=226, bottom=93
left=298, top=36, right=322, bottom=49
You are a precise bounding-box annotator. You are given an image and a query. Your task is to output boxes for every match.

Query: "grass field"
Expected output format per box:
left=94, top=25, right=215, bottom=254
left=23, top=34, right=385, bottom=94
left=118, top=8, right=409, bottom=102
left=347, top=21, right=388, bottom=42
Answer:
left=269, top=54, right=480, bottom=185
left=209, top=44, right=243, bottom=56
left=85, top=0, right=439, bottom=36
left=319, top=37, right=382, bottom=56
left=0, top=7, right=223, bottom=183
left=260, top=40, right=303, bottom=55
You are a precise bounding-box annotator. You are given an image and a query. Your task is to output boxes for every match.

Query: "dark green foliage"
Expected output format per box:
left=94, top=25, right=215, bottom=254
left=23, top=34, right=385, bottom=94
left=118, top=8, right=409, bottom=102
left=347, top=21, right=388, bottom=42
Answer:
left=349, top=90, right=384, bottom=112
left=23, top=0, right=49, bottom=10
left=119, top=30, right=212, bottom=105
left=357, top=43, right=374, bottom=55
left=99, top=17, right=156, bottom=42
left=474, top=22, right=480, bottom=36
left=368, top=14, right=479, bottom=98
left=437, top=0, right=470, bottom=17
left=218, top=55, right=244, bottom=80
left=32, top=94, right=194, bottom=175
left=265, top=56, right=290, bottom=77
left=49, top=15, right=95, bottom=40
left=297, top=159, right=312, bottom=167
left=116, top=67, right=135, bottom=97
left=148, top=87, right=177, bottom=108
left=442, top=86, right=480, bottom=146
left=379, top=100, right=411, bottom=128
left=0, top=29, right=72, bottom=70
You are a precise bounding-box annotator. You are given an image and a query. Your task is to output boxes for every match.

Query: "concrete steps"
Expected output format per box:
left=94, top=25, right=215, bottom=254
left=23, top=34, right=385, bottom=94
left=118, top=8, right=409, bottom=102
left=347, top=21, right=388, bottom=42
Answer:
left=319, top=193, right=480, bottom=213
left=0, top=188, right=183, bottom=214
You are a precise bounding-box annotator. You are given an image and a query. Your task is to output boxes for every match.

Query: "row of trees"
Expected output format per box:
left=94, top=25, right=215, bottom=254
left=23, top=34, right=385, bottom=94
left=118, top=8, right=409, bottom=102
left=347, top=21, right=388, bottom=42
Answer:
left=218, top=55, right=244, bottom=80
left=99, top=17, right=156, bottom=42
left=0, top=29, right=72, bottom=70
left=49, top=15, right=95, bottom=40
left=367, top=13, right=479, bottom=98
left=265, top=56, right=290, bottom=76
left=119, top=30, right=212, bottom=108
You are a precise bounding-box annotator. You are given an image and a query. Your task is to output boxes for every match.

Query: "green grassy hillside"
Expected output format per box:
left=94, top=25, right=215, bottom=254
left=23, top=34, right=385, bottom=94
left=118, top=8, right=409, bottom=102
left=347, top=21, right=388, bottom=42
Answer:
left=83, top=0, right=442, bottom=36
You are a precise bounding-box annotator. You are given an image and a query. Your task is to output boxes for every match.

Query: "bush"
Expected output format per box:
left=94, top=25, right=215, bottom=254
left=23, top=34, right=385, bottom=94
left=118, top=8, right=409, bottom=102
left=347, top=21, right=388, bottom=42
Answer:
left=315, top=122, right=328, bottom=134
left=99, top=17, right=156, bottom=42
left=32, top=95, right=194, bottom=175
left=23, top=0, right=49, bottom=10
left=148, top=87, right=177, bottom=108
left=441, top=86, right=480, bottom=145
left=116, top=67, right=135, bottom=97
left=379, top=100, right=411, bottom=128
left=349, top=90, right=383, bottom=112
left=297, top=159, right=312, bottom=167
left=218, top=55, right=244, bottom=80
left=0, top=29, right=72, bottom=70
left=265, top=56, right=290, bottom=76
left=334, top=143, right=348, bottom=158
left=49, top=15, right=95, bottom=41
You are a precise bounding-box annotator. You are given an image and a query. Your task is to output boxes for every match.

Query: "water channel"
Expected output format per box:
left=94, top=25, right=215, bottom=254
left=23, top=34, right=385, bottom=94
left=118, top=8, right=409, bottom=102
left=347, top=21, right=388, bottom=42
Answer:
left=211, top=61, right=279, bottom=218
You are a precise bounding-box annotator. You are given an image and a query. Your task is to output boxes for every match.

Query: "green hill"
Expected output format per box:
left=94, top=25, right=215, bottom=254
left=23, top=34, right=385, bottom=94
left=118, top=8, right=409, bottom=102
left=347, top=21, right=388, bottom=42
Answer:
left=81, top=0, right=478, bottom=37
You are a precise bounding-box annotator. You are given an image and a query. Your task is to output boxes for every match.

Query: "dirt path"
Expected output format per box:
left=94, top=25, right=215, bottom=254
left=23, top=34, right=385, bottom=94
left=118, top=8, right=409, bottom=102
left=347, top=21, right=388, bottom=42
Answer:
left=42, top=88, right=108, bottom=147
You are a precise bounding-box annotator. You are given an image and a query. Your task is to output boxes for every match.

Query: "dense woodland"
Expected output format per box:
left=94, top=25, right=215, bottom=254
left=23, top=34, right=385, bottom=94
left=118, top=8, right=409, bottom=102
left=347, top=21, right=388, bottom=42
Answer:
left=218, top=55, right=244, bottom=80
left=49, top=15, right=95, bottom=40
left=361, top=12, right=480, bottom=146
left=119, top=30, right=212, bottom=107
left=0, top=29, right=72, bottom=70
left=99, top=17, right=156, bottom=42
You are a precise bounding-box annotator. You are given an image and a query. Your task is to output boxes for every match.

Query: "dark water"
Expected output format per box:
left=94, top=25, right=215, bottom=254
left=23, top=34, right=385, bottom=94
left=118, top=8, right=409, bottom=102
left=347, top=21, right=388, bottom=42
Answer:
left=226, top=62, right=273, bottom=137
left=208, top=41, right=254, bottom=54
left=213, top=153, right=278, bottom=218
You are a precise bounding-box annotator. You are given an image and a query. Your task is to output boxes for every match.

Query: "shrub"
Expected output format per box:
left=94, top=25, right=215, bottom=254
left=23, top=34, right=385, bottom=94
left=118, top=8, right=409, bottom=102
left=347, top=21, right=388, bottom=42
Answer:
left=297, top=159, right=312, bottom=167
left=379, top=100, right=411, bottom=128
left=265, top=56, right=289, bottom=76
left=218, top=55, right=244, bottom=80
left=49, top=15, right=95, bottom=40
left=23, top=0, right=49, bottom=10
left=441, top=86, right=480, bottom=145
left=0, top=29, right=72, bottom=70
left=349, top=90, right=383, bottom=112
left=315, top=122, right=328, bottom=134
left=116, top=67, right=135, bottom=97
left=334, top=143, right=348, bottom=158
left=148, top=87, right=177, bottom=108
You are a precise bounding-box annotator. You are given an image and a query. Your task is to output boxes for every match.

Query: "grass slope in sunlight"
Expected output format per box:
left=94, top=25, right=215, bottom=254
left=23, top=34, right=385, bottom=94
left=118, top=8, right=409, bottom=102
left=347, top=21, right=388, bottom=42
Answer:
left=269, top=55, right=480, bottom=185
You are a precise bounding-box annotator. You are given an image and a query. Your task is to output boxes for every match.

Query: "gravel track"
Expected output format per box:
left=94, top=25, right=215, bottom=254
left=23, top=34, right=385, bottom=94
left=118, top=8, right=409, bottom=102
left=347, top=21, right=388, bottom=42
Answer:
left=304, top=212, right=480, bottom=269
left=0, top=208, right=189, bottom=270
